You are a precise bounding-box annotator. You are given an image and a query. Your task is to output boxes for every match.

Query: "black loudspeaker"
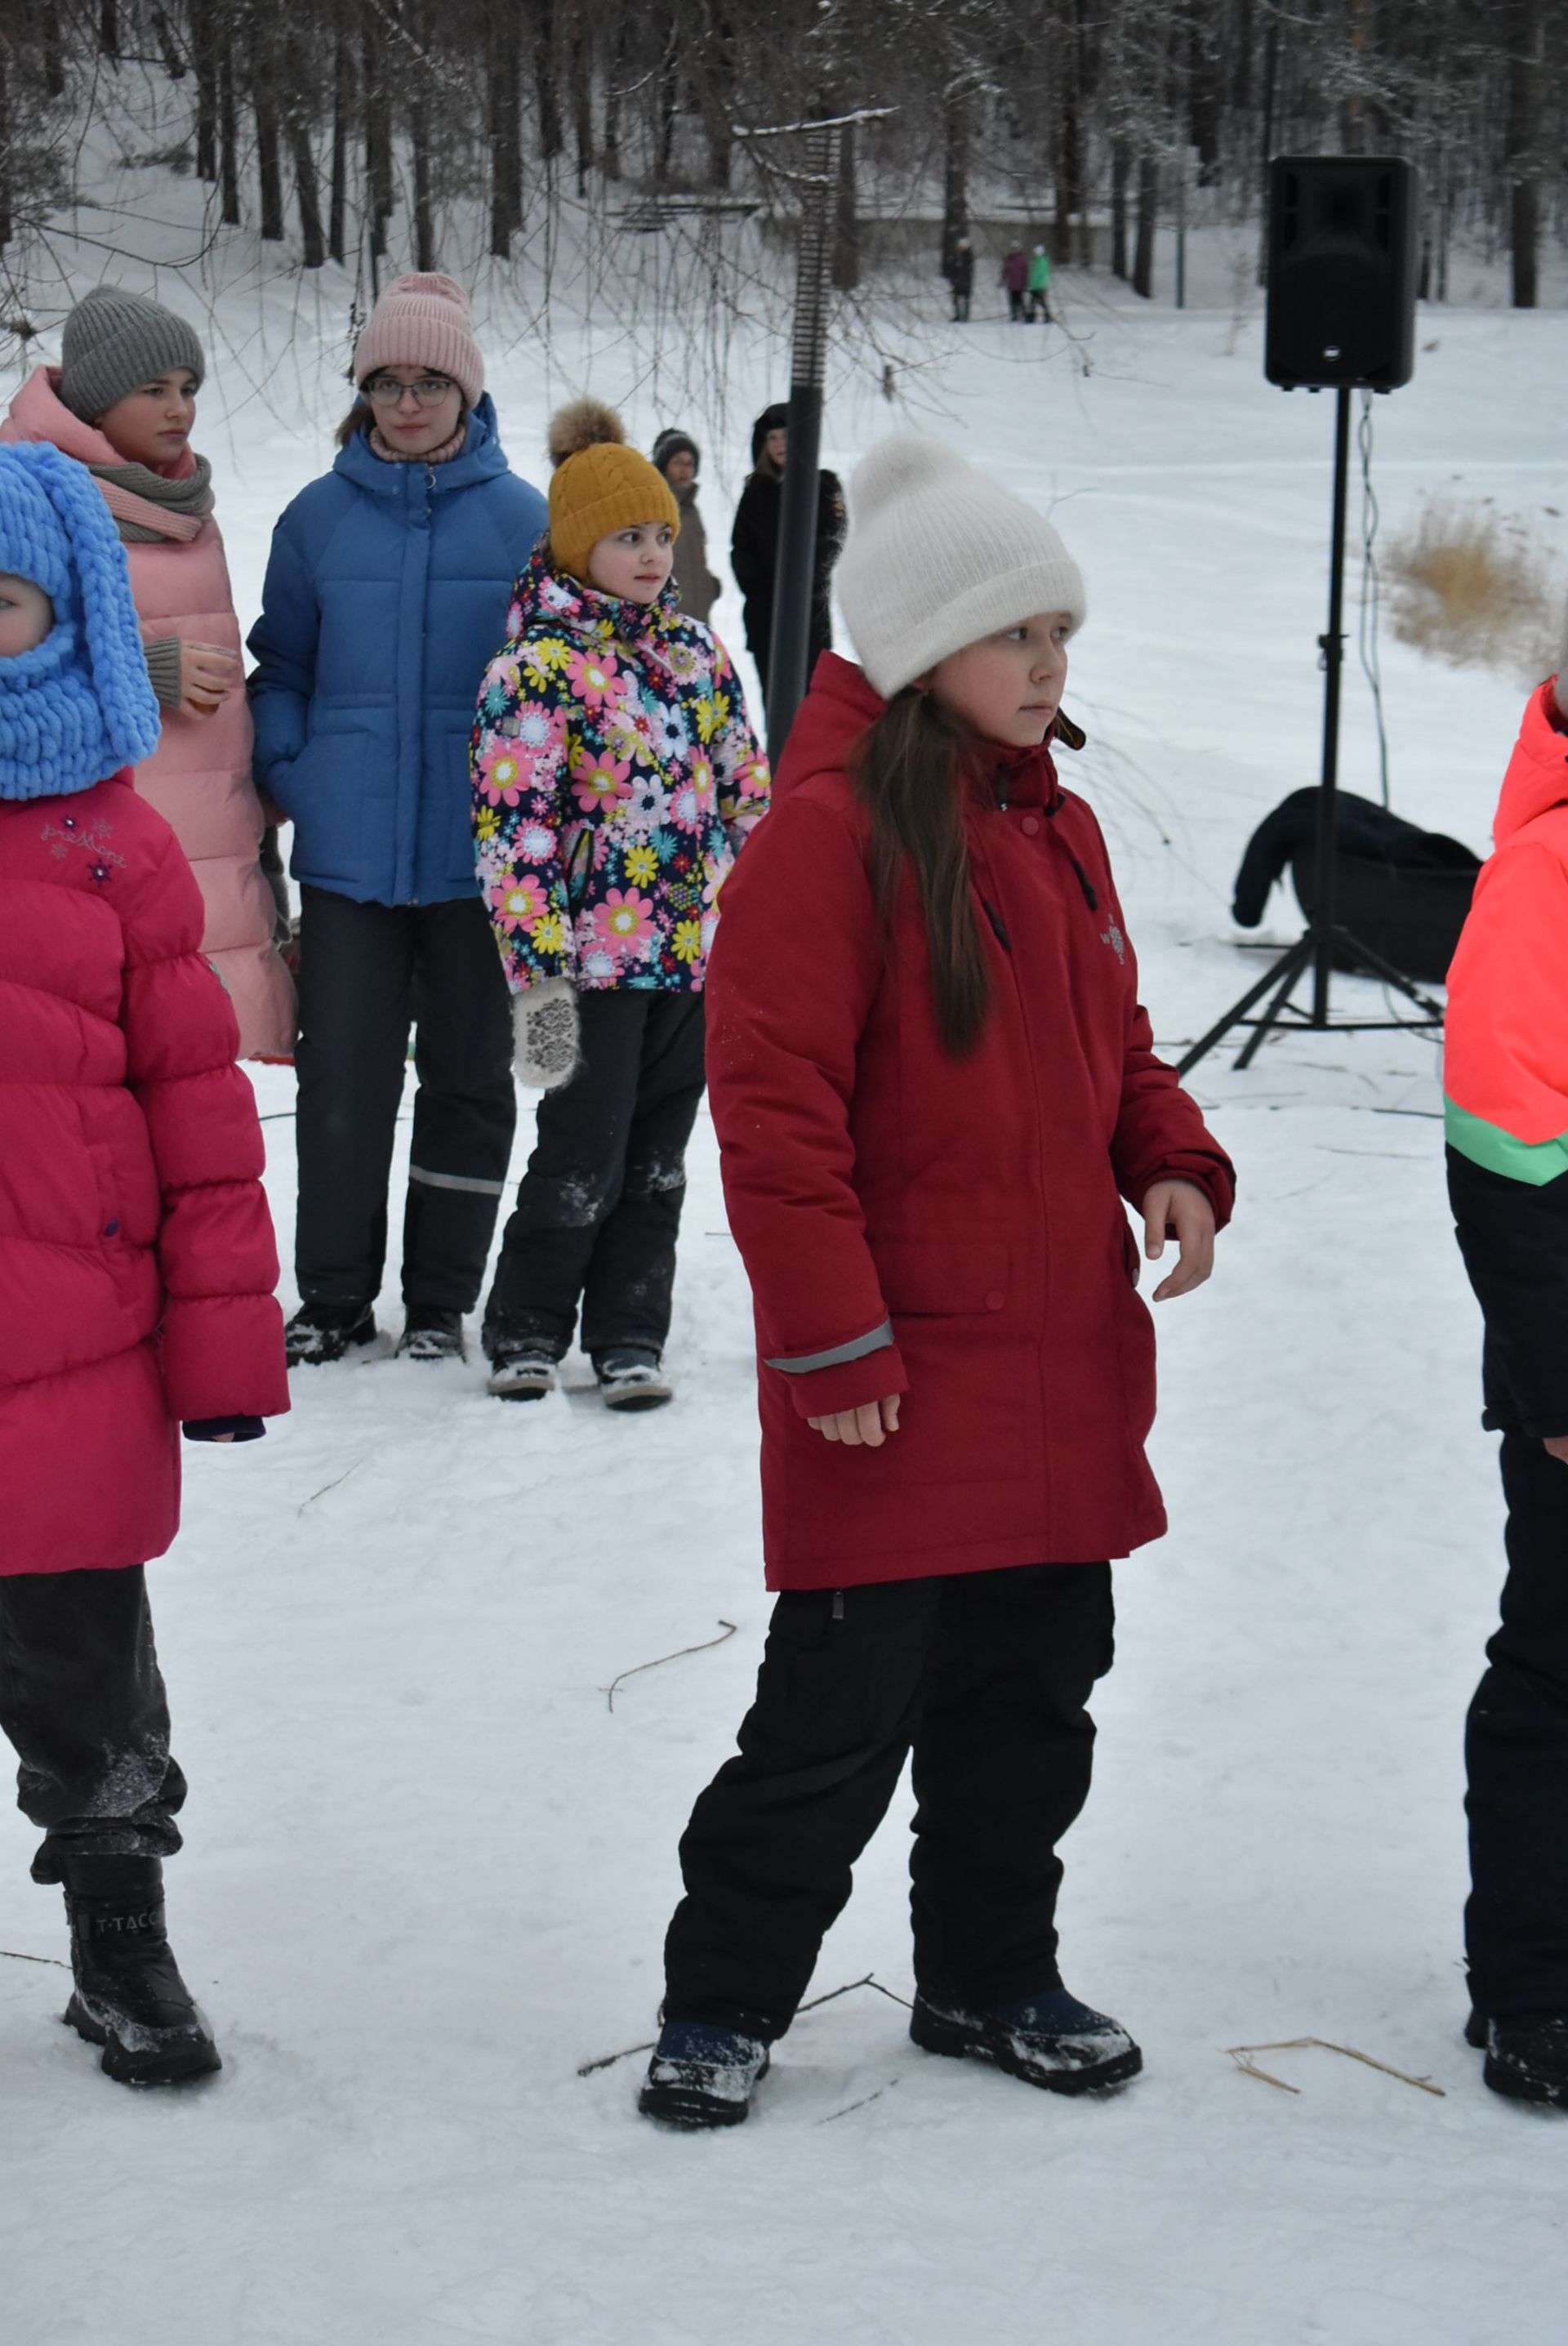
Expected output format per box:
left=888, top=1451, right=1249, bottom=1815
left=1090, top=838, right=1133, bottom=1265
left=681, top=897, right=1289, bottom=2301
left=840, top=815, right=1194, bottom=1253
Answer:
left=1265, top=155, right=1418, bottom=391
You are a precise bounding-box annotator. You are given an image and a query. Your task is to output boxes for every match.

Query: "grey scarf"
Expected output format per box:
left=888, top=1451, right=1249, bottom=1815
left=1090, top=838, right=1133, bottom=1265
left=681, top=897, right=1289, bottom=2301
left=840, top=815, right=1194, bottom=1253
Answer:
left=87, top=456, right=216, bottom=544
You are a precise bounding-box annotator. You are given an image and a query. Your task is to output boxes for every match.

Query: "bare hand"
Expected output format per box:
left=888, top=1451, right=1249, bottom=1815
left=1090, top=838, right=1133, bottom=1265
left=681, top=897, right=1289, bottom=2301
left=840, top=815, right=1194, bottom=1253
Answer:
left=808, top=1395, right=902, bottom=1447
left=180, top=641, right=238, bottom=720
left=210, top=1431, right=235, bottom=1444
left=1141, top=1179, right=1217, bottom=1302
left=1544, top=1434, right=1568, bottom=1465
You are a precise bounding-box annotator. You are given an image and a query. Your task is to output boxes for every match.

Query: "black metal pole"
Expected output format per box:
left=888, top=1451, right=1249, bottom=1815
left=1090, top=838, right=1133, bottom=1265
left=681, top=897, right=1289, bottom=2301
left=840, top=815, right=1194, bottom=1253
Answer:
left=765, top=123, right=839, bottom=766
left=1311, top=386, right=1352, bottom=1025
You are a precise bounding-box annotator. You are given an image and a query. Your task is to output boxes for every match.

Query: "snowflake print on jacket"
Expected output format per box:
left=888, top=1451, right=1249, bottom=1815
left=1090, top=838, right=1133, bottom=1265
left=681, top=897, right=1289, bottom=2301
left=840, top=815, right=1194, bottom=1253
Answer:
left=471, top=546, right=771, bottom=995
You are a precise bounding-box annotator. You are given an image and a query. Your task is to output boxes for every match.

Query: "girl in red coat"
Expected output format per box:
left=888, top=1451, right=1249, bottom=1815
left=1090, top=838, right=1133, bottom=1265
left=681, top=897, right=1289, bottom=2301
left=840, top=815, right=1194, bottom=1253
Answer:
left=640, top=437, right=1235, bottom=2128
left=0, top=444, right=288, bottom=2085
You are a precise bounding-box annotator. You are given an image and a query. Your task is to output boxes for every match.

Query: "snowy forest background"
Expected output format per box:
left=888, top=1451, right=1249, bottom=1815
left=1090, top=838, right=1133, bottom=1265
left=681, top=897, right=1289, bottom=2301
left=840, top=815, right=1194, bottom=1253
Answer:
left=3, top=0, right=1567, bottom=328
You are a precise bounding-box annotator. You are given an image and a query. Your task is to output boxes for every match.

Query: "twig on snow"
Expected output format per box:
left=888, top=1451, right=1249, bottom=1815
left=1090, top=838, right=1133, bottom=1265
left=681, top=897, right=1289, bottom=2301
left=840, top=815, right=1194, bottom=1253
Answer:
left=0, top=1947, right=69, bottom=1969
left=577, top=1971, right=880, bottom=2076
left=818, top=2081, right=897, bottom=2125
left=1225, top=2037, right=1446, bottom=2098
left=296, top=1456, right=372, bottom=1518
left=604, top=1620, right=737, bottom=1713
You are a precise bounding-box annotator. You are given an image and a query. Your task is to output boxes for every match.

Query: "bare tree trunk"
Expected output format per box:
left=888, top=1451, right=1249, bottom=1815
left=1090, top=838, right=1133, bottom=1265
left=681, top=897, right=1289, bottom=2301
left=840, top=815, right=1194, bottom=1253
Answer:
left=602, top=12, right=628, bottom=180
left=488, top=25, right=516, bottom=256
left=506, top=47, right=524, bottom=229
left=657, top=5, right=678, bottom=177
left=832, top=118, right=859, bottom=291
left=412, top=100, right=436, bottom=271
left=253, top=42, right=286, bottom=243
left=941, top=78, right=970, bottom=281
left=289, top=94, right=327, bottom=267
left=571, top=13, right=593, bottom=195
left=0, top=38, right=12, bottom=250
left=702, top=2, right=737, bottom=190
left=1132, top=152, right=1157, bottom=297
left=537, top=0, right=564, bottom=163
left=99, top=0, right=120, bottom=63
left=363, top=11, right=393, bottom=260
left=218, top=38, right=241, bottom=225
left=1111, top=140, right=1129, bottom=280
left=1507, top=0, right=1543, bottom=308
left=328, top=32, right=351, bottom=263
left=42, top=15, right=65, bottom=100
left=193, top=2, right=218, bottom=182
left=150, top=9, right=186, bottom=78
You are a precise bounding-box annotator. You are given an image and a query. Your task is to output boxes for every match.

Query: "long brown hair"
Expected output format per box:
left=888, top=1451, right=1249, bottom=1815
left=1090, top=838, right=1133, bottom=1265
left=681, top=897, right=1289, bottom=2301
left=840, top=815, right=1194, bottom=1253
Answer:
left=336, top=397, right=372, bottom=448
left=849, top=687, right=991, bottom=1059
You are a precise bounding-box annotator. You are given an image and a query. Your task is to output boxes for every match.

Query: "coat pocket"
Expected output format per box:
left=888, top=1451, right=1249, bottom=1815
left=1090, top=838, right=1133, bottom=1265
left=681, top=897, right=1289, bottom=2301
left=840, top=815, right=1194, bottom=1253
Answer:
left=868, top=1238, right=1031, bottom=1485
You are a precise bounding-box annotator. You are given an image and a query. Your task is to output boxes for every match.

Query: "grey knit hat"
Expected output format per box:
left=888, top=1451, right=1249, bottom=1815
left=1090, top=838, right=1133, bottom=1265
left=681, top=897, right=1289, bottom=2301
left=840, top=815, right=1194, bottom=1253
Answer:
left=58, top=287, right=206, bottom=426
left=836, top=435, right=1086, bottom=700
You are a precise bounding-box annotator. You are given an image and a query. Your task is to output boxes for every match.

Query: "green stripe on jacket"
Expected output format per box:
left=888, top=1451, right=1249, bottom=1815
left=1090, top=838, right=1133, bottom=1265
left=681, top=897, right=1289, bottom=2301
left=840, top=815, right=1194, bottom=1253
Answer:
left=1445, top=1095, right=1568, bottom=1186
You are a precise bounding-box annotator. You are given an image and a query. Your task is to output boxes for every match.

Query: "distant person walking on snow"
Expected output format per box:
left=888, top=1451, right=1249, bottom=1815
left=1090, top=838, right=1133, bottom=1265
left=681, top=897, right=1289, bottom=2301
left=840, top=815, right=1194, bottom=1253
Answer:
left=949, top=236, right=974, bottom=323
left=471, top=402, right=770, bottom=1411
left=1445, top=631, right=1568, bottom=2113
left=639, top=436, right=1234, bottom=2130
left=1, top=288, right=294, bottom=1059
left=0, top=444, right=287, bottom=2089
left=249, top=274, right=547, bottom=1369
left=651, top=429, right=723, bottom=627
left=1000, top=241, right=1028, bottom=320
left=1027, top=243, right=1054, bottom=322
left=730, top=403, right=845, bottom=712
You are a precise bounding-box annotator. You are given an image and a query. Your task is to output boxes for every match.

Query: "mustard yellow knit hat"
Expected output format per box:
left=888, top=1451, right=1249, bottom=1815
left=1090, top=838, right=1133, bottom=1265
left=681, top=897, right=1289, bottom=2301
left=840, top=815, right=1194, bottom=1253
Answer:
left=547, top=399, right=679, bottom=583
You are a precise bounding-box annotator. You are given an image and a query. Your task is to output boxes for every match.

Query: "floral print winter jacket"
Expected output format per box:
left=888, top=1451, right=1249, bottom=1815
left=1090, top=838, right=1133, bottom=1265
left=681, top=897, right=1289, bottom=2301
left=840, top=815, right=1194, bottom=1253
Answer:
left=470, top=548, right=771, bottom=993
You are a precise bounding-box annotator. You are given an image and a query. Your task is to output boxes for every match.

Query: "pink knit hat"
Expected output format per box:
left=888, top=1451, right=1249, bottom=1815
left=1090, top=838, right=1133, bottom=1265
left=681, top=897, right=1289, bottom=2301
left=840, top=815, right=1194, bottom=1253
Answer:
left=353, top=274, right=484, bottom=409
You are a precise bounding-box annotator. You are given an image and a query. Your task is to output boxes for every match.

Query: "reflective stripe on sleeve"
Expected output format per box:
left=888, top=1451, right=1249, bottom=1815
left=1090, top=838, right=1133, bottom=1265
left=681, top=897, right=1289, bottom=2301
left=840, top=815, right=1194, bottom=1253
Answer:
left=764, top=1320, right=894, bottom=1376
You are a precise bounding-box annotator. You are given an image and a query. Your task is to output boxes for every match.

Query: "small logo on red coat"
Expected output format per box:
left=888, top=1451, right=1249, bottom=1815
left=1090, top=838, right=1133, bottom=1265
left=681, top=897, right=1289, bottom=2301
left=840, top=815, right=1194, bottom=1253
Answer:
left=1102, top=921, right=1126, bottom=965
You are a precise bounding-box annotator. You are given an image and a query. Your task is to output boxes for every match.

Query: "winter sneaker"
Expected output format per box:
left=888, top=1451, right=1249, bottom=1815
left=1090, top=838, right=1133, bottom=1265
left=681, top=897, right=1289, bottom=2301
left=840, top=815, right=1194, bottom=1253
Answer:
left=596, top=1348, right=674, bottom=1412
left=487, top=1347, right=559, bottom=1401
left=638, top=2020, right=770, bottom=2129
left=910, top=1985, right=1143, bottom=2096
left=60, top=1858, right=220, bottom=2088
left=397, top=1307, right=466, bottom=1363
left=1478, top=2012, right=1568, bottom=2108
left=284, top=1300, right=377, bottom=1367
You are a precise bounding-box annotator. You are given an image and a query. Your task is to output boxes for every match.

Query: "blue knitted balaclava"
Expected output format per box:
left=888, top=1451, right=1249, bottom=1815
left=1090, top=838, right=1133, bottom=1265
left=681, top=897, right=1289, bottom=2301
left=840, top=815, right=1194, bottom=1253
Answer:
left=0, top=441, right=161, bottom=801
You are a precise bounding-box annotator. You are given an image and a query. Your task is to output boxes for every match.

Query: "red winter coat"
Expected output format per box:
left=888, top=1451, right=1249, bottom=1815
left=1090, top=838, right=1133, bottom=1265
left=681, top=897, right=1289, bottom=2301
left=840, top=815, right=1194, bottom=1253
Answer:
left=705, top=655, right=1235, bottom=1590
left=0, top=776, right=289, bottom=1577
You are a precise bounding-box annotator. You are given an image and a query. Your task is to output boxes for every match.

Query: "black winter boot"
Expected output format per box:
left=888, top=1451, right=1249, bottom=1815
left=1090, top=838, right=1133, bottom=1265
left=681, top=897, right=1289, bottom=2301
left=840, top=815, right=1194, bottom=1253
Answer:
left=285, top=1300, right=377, bottom=1366
left=60, top=1857, right=220, bottom=2086
left=910, top=1985, right=1142, bottom=2095
left=1479, top=2013, right=1568, bottom=2108
left=396, top=1307, right=466, bottom=1362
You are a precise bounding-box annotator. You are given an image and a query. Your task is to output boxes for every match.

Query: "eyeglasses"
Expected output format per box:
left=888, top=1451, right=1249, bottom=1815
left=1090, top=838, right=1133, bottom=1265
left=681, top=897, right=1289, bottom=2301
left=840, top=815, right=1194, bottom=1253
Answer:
left=362, top=375, right=457, bottom=409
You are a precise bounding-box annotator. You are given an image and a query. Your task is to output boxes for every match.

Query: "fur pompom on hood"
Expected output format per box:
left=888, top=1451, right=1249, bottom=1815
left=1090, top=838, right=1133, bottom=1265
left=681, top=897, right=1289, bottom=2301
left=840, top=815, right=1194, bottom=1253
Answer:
left=547, top=399, right=626, bottom=469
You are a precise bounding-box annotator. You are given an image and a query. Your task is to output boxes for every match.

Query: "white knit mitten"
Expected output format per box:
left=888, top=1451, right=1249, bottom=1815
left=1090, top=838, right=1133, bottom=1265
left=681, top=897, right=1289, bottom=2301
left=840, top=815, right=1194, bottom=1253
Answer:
left=512, top=977, right=580, bottom=1089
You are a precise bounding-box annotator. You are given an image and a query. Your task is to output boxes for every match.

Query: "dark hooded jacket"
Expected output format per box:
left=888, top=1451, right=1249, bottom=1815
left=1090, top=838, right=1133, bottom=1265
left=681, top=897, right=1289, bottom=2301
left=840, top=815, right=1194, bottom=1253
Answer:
left=729, top=404, right=845, bottom=701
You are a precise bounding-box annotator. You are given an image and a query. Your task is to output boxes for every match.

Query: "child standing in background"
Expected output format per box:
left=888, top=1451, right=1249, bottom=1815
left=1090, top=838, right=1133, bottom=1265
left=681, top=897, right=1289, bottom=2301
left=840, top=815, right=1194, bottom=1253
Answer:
left=640, top=438, right=1233, bottom=2128
left=472, top=401, right=769, bottom=1409
left=0, top=444, right=287, bottom=2087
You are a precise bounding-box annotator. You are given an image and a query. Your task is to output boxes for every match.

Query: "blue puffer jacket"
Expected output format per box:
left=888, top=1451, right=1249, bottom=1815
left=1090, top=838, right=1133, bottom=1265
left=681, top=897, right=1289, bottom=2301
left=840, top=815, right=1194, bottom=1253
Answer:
left=248, top=399, right=547, bottom=907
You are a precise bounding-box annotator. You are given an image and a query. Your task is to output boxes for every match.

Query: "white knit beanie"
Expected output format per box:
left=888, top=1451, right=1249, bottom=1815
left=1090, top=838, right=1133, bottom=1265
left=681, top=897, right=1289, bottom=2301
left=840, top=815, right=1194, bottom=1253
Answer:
left=835, top=436, right=1086, bottom=700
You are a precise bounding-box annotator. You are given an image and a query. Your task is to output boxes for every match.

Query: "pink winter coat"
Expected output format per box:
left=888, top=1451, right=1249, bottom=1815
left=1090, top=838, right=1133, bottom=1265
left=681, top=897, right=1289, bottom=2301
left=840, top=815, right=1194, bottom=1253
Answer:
left=0, top=775, right=289, bottom=1576
left=1, top=368, right=294, bottom=1059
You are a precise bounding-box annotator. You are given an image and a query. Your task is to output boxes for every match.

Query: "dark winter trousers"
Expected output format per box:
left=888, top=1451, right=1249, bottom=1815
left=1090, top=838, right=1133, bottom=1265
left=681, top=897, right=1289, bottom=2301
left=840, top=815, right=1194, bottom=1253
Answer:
left=0, top=1568, right=184, bottom=1885
left=951, top=289, right=972, bottom=322
left=662, top=1562, right=1115, bottom=2041
left=294, top=886, right=516, bottom=1312
left=1007, top=289, right=1026, bottom=321
left=1467, top=1433, right=1568, bottom=2017
left=483, top=992, right=706, bottom=1364
left=1027, top=289, right=1052, bottom=322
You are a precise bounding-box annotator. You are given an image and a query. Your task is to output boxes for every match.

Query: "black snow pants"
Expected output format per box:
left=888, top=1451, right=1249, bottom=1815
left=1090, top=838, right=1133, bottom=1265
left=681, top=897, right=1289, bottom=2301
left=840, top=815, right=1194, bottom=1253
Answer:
left=662, top=1562, right=1115, bottom=2041
left=1467, top=1432, right=1568, bottom=2018
left=294, top=885, right=516, bottom=1312
left=483, top=991, right=706, bottom=1365
left=0, top=1568, right=185, bottom=1884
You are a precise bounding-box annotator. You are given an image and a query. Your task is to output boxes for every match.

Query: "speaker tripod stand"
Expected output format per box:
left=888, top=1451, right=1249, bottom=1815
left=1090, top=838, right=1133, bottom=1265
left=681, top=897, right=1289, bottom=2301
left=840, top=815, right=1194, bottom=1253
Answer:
left=1177, top=387, right=1446, bottom=1077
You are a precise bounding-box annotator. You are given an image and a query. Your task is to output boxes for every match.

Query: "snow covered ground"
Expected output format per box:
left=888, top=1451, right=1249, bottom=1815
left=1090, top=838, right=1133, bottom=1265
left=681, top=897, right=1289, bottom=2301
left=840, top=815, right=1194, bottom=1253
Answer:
left=7, top=187, right=1568, bottom=2342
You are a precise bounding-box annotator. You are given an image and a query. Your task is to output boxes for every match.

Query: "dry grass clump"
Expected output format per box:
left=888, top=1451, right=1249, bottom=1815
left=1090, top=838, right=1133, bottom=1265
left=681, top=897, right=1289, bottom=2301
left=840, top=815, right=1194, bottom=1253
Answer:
left=1385, top=497, right=1561, bottom=685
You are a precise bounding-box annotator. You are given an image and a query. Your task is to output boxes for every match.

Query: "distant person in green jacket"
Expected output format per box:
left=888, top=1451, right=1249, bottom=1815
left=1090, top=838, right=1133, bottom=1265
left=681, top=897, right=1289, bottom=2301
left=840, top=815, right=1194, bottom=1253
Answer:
left=1027, top=245, right=1053, bottom=323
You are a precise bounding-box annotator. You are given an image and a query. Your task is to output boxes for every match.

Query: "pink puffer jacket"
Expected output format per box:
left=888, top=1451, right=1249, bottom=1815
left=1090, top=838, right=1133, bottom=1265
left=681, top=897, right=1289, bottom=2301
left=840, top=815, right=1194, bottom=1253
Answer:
left=2, top=368, right=294, bottom=1059
left=0, top=774, right=289, bottom=1576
